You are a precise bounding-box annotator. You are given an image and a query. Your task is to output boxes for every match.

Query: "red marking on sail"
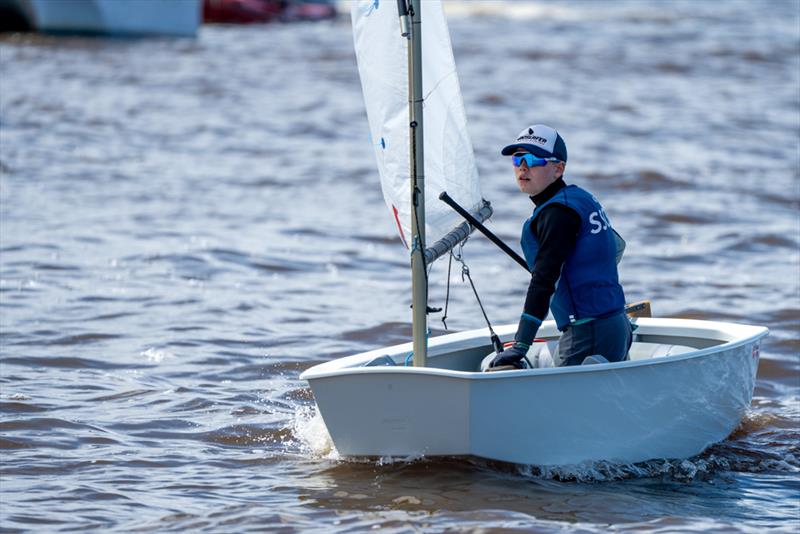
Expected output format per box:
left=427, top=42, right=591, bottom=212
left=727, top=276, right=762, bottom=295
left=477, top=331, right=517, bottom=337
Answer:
left=392, top=205, right=409, bottom=248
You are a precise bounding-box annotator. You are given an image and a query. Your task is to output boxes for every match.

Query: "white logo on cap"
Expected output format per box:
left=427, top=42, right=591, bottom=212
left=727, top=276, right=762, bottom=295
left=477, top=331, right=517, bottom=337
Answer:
left=516, top=129, right=548, bottom=145
left=506, top=125, right=559, bottom=155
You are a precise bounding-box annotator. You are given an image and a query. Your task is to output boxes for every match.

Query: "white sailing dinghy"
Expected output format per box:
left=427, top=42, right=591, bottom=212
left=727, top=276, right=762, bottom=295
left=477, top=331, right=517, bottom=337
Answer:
left=300, top=0, right=768, bottom=466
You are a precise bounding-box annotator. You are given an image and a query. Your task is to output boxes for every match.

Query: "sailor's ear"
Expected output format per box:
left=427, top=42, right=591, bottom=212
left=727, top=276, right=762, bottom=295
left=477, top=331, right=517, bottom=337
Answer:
left=555, top=162, right=566, bottom=179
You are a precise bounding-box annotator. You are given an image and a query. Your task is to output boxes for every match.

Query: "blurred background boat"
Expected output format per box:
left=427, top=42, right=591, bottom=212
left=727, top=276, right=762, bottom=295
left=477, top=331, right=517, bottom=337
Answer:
left=0, top=0, right=337, bottom=37
left=202, top=0, right=283, bottom=24
left=0, top=0, right=201, bottom=37
left=202, top=0, right=337, bottom=24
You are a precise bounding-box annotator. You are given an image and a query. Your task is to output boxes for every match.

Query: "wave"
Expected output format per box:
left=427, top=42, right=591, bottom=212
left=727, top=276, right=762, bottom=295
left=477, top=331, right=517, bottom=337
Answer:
left=1, top=355, right=140, bottom=370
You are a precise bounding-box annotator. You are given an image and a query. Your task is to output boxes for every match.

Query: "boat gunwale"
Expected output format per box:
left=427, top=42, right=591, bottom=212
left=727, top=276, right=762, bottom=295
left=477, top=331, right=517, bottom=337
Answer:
left=300, top=318, right=768, bottom=381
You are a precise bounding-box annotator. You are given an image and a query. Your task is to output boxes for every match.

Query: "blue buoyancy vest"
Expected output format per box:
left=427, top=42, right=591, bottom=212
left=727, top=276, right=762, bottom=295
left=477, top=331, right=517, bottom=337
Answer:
left=521, top=185, right=626, bottom=330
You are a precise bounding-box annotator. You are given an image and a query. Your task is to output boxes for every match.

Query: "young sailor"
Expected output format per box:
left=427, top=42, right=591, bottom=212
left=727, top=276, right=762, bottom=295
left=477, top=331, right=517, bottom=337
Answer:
left=489, top=124, right=632, bottom=368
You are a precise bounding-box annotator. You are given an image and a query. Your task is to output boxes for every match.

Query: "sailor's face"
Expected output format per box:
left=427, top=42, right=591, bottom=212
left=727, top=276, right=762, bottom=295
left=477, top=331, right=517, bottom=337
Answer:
left=513, top=150, right=564, bottom=196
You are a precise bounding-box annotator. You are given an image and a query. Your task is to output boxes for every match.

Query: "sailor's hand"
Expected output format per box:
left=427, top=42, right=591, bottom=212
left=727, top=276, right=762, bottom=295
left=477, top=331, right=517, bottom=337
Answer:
left=489, top=343, right=529, bottom=369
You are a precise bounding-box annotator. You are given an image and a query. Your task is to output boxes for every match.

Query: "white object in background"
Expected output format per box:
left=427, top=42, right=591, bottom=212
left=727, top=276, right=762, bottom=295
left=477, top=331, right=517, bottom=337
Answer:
left=19, top=0, right=200, bottom=37
left=479, top=340, right=557, bottom=371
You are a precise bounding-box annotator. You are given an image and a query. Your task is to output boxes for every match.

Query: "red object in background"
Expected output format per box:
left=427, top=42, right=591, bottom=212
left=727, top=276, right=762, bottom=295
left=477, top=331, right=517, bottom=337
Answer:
left=203, top=0, right=285, bottom=24
left=281, top=2, right=337, bottom=22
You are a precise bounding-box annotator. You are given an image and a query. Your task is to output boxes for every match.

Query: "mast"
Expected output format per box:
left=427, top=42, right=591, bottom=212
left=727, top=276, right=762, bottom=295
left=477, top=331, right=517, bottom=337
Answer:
left=399, top=0, right=427, bottom=367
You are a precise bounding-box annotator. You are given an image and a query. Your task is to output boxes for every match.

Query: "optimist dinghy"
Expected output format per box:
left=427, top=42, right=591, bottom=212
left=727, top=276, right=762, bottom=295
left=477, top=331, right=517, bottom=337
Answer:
left=302, top=317, right=767, bottom=465
left=300, top=0, right=768, bottom=466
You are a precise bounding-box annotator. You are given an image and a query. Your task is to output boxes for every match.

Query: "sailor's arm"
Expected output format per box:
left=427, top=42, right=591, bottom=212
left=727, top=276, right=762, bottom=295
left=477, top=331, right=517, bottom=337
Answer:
left=522, top=204, right=581, bottom=321
left=490, top=204, right=580, bottom=368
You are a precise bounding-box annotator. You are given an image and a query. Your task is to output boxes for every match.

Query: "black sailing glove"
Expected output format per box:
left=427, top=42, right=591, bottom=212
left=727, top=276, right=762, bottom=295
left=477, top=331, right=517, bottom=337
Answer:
left=489, top=313, right=542, bottom=369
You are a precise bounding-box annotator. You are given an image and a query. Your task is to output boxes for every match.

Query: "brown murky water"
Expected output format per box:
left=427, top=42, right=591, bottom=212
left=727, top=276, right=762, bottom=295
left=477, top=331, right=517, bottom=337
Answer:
left=1, top=1, right=798, bottom=532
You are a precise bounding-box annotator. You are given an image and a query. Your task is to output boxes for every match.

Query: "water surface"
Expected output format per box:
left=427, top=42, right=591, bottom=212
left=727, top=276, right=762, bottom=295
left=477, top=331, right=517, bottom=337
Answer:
left=1, top=1, right=798, bottom=531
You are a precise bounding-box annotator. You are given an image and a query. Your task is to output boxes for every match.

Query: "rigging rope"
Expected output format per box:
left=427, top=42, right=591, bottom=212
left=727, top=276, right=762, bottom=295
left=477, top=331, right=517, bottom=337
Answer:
left=440, top=240, right=504, bottom=354
left=441, top=250, right=453, bottom=330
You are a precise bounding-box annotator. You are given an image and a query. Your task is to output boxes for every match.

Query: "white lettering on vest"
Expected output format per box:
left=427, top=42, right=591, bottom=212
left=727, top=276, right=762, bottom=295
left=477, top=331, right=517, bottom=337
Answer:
left=589, top=210, right=610, bottom=234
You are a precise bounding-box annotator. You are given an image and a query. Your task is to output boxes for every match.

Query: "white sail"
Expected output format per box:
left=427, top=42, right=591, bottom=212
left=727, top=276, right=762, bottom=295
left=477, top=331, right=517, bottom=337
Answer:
left=351, top=0, right=483, bottom=249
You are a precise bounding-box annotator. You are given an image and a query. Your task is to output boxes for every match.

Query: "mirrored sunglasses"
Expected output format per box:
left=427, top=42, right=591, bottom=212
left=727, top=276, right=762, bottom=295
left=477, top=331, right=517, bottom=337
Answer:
left=511, top=152, right=561, bottom=168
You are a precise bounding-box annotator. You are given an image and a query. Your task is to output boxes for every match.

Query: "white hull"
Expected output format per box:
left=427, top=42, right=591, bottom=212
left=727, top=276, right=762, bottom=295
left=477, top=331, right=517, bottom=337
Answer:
left=18, top=0, right=200, bottom=37
left=300, top=318, right=768, bottom=465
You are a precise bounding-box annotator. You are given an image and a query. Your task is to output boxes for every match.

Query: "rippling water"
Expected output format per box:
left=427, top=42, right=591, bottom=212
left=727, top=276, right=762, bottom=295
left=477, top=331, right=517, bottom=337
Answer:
left=1, top=1, right=798, bottom=532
